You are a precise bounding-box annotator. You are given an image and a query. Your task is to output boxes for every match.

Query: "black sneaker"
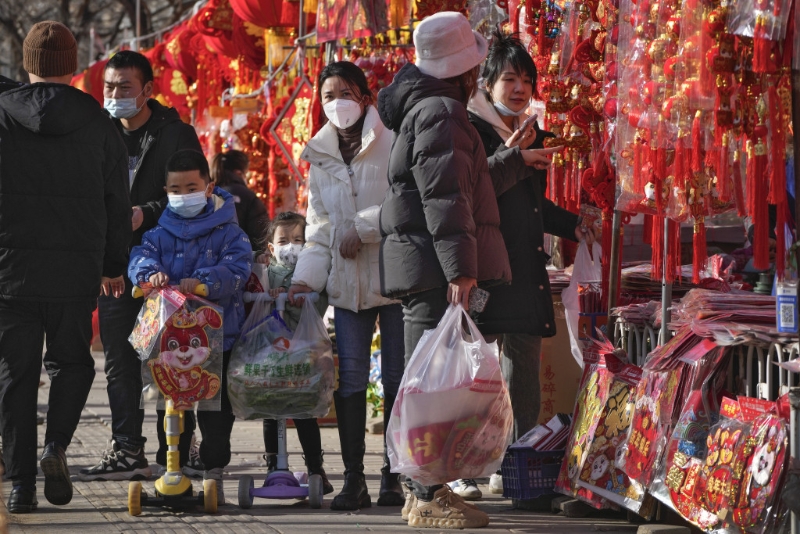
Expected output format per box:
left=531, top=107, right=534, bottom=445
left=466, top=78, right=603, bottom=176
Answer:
left=182, top=434, right=204, bottom=478
left=40, top=442, right=72, bottom=505
left=78, top=440, right=152, bottom=481
left=8, top=486, right=38, bottom=513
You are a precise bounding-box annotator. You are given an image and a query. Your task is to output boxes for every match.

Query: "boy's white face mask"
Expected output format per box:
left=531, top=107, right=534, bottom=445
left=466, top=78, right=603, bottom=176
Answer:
left=272, top=243, right=303, bottom=268
left=167, top=191, right=207, bottom=218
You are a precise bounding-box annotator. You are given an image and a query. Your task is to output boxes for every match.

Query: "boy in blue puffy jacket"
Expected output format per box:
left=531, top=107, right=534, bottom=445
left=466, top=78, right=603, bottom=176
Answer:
left=128, top=149, right=252, bottom=504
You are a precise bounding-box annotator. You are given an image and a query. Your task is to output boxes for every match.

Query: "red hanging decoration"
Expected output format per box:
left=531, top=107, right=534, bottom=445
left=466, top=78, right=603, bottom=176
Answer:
left=751, top=96, right=771, bottom=270
left=652, top=215, right=664, bottom=281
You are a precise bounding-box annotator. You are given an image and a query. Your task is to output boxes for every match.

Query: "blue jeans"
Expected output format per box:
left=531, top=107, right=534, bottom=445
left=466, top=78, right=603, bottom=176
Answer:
left=333, top=304, right=404, bottom=398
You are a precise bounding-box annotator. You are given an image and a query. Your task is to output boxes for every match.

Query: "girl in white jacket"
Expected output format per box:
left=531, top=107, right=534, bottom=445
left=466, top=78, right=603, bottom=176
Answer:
left=288, top=62, right=405, bottom=511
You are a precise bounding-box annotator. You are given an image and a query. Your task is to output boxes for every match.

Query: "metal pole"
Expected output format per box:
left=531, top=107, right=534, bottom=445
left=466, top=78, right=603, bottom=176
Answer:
left=607, top=210, right=623, bottom=344
left=89, top=27, right=95, bottom=65
left=297, top=0, right=306, bottom=69
left=787, top=4, right=800, bottom=525
left=660, top=218, right=672, bottom=345
left=134, top=0, right=141, bottom=51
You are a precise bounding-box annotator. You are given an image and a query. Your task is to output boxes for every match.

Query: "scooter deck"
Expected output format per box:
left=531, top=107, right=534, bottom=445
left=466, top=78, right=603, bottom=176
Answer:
left=251, top=471, right=309, bottom=500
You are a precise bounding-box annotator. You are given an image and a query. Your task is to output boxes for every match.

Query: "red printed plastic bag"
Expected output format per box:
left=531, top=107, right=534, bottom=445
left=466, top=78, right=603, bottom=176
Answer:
left=132, top=288, right=225, bottom=412
left=386, top=304, right=513, bottom=486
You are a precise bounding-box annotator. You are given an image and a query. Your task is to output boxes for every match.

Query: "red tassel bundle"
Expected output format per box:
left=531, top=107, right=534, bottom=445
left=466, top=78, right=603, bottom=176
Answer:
left=693, top=220, right=707, bottom=284
left=668, top=219, right=682, bottom=283
left=655, top=118, right=668, bottom=214
left=767, top=86, right=786, bottom=205
left=717, top=132, right=731, bottom=202
left=652, top=215, right=664, bottom=281
left=733, top=146, right=746, bottom=217
left=751, top=98, right=770, bottom=270
left=752, top=12, right=771, bottom=73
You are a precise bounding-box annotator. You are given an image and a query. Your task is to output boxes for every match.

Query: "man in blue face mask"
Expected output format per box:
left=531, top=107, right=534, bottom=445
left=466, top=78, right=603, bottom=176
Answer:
left=81, top=51, right=204, bottom=483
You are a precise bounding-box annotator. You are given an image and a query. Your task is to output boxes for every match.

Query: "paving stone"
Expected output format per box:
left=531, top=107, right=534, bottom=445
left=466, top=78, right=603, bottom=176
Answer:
left=636, top=525, right=691, bottom=534
left=0, top=351, right=665, bottom=533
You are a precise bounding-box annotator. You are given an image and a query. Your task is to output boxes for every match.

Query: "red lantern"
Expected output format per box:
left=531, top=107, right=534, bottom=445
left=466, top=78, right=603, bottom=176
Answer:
left=72, top=59, right=108, bottom=104
left=192, top=0, right=238, bottom=59
left=228, top=0, right=282, bottom=29
left=232, top=14, right=266, bottom=71
left=164, top=24, right=199, bottom=82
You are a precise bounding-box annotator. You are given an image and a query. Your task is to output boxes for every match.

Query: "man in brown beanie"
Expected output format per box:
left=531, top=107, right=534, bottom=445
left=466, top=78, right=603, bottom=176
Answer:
left=0, top=21, right=131, bottom=513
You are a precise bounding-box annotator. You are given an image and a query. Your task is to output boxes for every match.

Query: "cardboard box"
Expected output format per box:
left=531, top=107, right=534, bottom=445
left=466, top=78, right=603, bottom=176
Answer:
left=538, top=297, right=583, bottom=424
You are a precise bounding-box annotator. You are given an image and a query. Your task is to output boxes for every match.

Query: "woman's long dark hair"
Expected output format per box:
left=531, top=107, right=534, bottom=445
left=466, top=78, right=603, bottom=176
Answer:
left=210, top=150, right=248, bottom=187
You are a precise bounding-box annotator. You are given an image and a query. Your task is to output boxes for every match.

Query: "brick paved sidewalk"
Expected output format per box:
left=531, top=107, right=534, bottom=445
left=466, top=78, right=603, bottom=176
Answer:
left=3, top=352, right=637, bottom=533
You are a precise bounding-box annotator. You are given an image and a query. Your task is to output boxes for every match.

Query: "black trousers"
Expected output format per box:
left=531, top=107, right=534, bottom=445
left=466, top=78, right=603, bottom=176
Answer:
left=99, top=275, right=195, bottom=452
left=156, top=350, right=235, bottom=470
left=263, top=418, right=322, bottom=460
left=401, top=287, right=450, bottom=501
left=0, top=298, right=96, bottom=483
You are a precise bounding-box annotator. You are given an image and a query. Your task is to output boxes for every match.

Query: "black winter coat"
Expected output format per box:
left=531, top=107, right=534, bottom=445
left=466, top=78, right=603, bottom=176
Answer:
left=377, top=63, right=511, bottom=298
left=0, top=83, right=131, bottom=301
left=468, top=112, right=579, bottom=337
left=218, top=171, right=269, bottom=250
left=114, top=99, right=203, bottom=248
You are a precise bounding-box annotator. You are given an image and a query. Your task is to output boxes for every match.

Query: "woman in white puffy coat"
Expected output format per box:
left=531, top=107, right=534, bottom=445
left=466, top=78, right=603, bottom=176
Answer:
left=288, top=62, right=405, bottom=511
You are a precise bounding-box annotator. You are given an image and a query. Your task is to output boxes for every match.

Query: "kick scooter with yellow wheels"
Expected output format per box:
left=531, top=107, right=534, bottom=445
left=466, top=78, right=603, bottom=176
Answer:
left=128, top=283, right=219, bottom=516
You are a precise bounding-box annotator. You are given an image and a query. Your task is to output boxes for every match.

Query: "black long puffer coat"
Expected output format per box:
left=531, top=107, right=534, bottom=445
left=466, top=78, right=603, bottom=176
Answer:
left=468, top=111, right=579, bottom=337
left=377, top=63, right=511, bottom=299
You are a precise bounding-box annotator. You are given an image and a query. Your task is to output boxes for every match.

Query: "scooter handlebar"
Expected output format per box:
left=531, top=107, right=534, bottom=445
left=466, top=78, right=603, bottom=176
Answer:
left=132, top=284, right=209, bottom=299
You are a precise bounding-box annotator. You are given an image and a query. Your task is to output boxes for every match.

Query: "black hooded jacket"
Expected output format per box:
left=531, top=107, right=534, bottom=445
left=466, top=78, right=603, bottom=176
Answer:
left=217, top=171, right=269, bottom=251
left=115, top=99, right=203, bottom=248
left=469, top=112, right=579, bottom=337
left=0, top=83, right=131, bottom=301
left=377, top=63, right=511, bottom=298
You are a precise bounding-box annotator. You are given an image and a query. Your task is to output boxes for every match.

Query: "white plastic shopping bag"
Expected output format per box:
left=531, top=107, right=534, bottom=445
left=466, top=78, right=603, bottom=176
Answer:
left=562, top=241, right=602, bottom=368
left=386, top=304, right=513, bottom=486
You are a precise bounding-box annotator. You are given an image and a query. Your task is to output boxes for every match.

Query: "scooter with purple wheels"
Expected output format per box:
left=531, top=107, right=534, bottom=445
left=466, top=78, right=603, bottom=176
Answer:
left=236, top=292, right=324, bottom=510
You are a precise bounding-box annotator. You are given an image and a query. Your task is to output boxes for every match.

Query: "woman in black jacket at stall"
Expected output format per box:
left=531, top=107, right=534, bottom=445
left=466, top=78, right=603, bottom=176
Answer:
left=210, top=150, right=269, bottom=251
left=378, top=11, right=511, bottom=530
left=466, top=30, right=594, bottom=495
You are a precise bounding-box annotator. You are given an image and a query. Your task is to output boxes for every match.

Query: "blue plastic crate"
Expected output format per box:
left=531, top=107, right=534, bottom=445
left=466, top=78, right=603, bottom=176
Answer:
left=500, top=448, right=565, bottom=500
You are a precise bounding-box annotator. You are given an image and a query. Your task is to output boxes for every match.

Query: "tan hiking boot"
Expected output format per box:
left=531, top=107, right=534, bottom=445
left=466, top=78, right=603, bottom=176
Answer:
left=407, top=486, right=489, bottom=529
left=401, top=491, right=416, bottom=521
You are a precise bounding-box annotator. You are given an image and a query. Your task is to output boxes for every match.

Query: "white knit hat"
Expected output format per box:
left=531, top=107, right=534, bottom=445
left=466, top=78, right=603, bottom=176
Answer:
left=413, top=12, right=488, bottom=80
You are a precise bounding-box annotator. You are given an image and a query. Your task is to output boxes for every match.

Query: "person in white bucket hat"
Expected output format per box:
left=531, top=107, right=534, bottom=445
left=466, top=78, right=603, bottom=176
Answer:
left=376, top=10, right=512, bottom=530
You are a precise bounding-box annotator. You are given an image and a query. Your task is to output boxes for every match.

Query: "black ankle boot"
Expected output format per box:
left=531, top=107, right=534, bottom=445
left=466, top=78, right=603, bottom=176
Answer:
left=305, top=452, right=334, bottom=494
left=330, top=391, right=371, bottom=510
left=377, top=392, right=404, bottom=506
left=264, top=453, right=277, bottom=472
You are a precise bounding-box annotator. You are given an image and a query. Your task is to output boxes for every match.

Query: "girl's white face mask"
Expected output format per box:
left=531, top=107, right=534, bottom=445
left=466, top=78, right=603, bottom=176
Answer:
left=272, top=243, right=303, bottom=268
left=323, top=99, right=363, bottom=129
